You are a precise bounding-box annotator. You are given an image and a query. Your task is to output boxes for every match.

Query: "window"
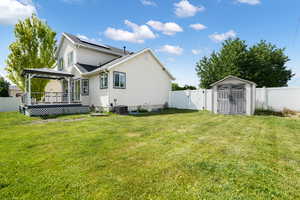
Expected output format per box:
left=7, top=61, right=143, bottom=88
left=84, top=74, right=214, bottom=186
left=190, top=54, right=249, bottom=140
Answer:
left=67, top=51, right=74, bottom=66
left=113, top=71, right=126, bottom=89
left=100, top=73, right=108, bottom=89
left=81, top=79, right=89, bottom=96
left=58, top=58, right=64, bottom=71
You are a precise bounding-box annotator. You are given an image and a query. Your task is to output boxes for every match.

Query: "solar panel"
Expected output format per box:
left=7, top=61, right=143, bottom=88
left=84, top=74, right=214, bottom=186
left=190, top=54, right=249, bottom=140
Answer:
left=79, top=38, right=110, bottom=49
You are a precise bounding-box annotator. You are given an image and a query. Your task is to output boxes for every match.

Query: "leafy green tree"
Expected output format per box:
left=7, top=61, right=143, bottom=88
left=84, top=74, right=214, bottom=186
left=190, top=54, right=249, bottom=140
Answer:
left=0, top=77, right=10, bottom=97
left=5, top=14, right=57, bottom=92
left=172, top=83, right=197, bottom=91
left=196, top=38, right=294, bottom=88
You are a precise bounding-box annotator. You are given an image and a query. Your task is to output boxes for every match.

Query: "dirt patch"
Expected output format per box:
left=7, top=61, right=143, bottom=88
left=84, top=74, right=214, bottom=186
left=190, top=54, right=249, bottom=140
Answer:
left=29, top=118, right=86, bottom=125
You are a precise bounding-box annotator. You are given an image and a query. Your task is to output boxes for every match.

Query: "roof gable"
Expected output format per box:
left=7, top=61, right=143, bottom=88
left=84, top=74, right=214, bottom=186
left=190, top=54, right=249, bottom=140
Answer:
left=56, top=33, right=128, bottom=58
left=83, top=48, right=175, bottom=80
left=210, top=75, right=256, bottom=87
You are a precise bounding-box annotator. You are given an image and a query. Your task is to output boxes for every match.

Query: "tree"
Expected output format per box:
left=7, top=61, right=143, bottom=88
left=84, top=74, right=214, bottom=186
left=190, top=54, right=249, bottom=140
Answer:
left=172, top=83, right=197, bottom=91
left=0, top=77, right=10, bottom=97
left=5, top=14, right=57, bottom=92
left=195, top=38, right=294, bottom=88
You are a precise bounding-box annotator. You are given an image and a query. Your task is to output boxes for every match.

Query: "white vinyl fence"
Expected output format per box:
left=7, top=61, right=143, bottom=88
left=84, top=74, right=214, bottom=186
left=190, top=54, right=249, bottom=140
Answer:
left=169, top=89, right=213, bottom=111
left=0, top=97, right=21, bottom=112
left=256, top=87, right=300, bottom=111
left=169, top=87, right=300, bottom=112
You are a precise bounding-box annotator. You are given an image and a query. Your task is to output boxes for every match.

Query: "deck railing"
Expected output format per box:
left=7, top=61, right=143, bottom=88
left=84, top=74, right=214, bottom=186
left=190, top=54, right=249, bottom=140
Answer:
left=22, top=92, right=80, bottom=105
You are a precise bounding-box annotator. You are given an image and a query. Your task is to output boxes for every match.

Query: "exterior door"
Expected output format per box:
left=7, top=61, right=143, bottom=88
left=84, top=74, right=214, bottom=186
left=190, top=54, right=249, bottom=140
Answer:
left=73, top=79, right=81, bottom=102
left=230, top=85, right=246, bottom=114
left=217, top=85, right=246, bottom=115
left=217, top=85, right=231, bottom=114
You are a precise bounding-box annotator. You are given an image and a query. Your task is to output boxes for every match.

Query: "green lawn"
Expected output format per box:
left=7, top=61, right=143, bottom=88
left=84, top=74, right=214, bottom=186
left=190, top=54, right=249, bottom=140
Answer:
left=0, top=110, right=299, bottom=200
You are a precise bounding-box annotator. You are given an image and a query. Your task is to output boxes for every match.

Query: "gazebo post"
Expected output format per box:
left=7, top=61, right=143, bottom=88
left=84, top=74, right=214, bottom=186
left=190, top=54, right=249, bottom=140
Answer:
left=28, top=74, right=31, bottom=105
left=67, top=78, right=71, bottom=104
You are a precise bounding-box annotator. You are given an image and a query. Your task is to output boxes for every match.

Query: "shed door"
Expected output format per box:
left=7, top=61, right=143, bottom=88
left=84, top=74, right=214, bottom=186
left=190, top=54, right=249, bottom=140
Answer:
left=217, top=85, right=246, bottom=115
left=217, top=85, right=231, bottom=114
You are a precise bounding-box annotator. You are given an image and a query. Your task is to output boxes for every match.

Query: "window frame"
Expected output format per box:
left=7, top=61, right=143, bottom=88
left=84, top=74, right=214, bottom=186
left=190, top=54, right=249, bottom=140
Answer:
left=58, top=58, right=64, bottom=71
left=113, top=71, right=126, bottom=89
left=99, top=73, right=108, bottom=89
left=81, top=79, right=89, bottom=96
left=67, top=51, right=74, bottom=67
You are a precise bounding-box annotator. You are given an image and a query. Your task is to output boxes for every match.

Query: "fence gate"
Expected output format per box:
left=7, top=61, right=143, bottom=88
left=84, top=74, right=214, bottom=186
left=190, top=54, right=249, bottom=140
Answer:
left=217, top=85, right=246, bottom=115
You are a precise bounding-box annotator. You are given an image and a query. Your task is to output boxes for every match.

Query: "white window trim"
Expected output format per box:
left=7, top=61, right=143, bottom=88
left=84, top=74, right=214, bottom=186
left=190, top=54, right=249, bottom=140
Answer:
left=113, top=71, right=126, bottom=89
left=100, top=73, right=108, bottom=89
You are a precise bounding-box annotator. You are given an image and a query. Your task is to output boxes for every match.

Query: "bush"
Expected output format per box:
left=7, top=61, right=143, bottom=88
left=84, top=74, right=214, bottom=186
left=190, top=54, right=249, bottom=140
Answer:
left=282, top=108, right=297, bottom=117
left=255, top=109, right=283, bottom=117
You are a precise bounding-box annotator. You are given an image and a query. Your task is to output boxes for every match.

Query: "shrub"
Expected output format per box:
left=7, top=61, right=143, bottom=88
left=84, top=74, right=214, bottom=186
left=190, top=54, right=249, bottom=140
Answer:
left=282, top=108, right=297, bottom=117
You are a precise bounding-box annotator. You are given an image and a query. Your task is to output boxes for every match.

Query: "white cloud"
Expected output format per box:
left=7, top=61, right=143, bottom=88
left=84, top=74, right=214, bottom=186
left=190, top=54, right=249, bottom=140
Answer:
left=0, top=0, right=36, bottom=25
left=104, top=20, right=156, bottom=43
left=147, top=20, right=183, bottom=36
left=189, top=23, right=207, bottom=30
left=174, top=0, right=204, bottom=18
left=236, top=0, right=261, bottom=5
left=76, top=34, right=102, bottom=42
left=77, top=34, right=89, bottom=40
left=209, top=30, right=237, bottom=43
left=140, top=0, right=156, bottom=6
left=192, top=49, right=202, bottom=55
left=158, top=45, right=183, bottom=55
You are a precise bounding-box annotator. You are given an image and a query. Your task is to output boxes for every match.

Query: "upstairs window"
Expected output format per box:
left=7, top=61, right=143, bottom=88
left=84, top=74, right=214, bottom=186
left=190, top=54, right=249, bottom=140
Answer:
left=67, top=51, right=74, bottom=66
left=58, top=58, right=64, bottom=71
left=100, top=73, right=108, bottom=89
left=113, top=71, right=126, bottom=89
left=81, top=79, right=89, bottom=96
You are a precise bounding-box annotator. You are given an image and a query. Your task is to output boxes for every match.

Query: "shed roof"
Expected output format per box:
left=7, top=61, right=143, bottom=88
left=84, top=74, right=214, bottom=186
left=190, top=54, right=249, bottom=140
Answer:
left=210, top=75, right=256, bottom=87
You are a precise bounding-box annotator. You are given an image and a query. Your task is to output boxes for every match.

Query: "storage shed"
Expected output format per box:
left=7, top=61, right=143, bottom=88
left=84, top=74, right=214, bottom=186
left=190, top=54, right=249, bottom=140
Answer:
left=211, top=76, right=256, bottom=115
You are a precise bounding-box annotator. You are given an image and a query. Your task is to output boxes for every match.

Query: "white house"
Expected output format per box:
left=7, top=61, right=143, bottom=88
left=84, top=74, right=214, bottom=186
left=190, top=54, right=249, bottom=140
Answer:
left=45, top=33, right=175, bottom=111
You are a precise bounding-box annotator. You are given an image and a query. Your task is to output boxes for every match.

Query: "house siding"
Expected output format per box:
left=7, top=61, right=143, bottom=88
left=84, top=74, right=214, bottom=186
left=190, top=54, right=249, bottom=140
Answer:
left=76, top=47, right=118, bottom=66
left=107, top=51, right=171, bottom=110
left=88, top=75, right=109, bottom=108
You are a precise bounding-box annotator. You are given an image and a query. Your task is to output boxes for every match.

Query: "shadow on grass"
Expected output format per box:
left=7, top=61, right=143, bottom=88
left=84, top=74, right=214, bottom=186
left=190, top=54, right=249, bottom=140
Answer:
left=255, top=109, right=284, bottom=117
left=128, top=108, right=199, bottom=117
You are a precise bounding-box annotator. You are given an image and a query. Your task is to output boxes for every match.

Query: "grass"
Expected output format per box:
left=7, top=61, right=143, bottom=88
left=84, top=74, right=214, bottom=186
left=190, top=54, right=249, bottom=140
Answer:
left=0, top=109, right=299, bottom=200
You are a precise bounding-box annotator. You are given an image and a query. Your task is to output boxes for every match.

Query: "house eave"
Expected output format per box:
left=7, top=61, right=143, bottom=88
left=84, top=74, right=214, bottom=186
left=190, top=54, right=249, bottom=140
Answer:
left=82, top=48, right=176, bottom=80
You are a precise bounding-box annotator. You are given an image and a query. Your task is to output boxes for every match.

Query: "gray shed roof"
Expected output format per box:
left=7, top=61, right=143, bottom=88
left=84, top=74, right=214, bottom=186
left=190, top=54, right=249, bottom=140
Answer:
left=210, top=75, right=257, bottom=87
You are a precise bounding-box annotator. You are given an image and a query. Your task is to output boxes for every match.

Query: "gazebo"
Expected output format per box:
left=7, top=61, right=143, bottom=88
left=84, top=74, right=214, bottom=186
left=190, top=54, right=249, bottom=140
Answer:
left=20, top=68, right=89, bottom=116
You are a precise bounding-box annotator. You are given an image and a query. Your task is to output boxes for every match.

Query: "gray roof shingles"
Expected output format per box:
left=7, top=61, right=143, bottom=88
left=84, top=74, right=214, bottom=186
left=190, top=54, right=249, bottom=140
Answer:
left=64, top=33, right=129, bottom=56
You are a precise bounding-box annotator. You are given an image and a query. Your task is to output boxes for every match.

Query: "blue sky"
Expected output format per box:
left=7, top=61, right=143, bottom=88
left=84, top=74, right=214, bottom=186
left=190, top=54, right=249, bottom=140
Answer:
left=0, top=0, right=300, bottom=87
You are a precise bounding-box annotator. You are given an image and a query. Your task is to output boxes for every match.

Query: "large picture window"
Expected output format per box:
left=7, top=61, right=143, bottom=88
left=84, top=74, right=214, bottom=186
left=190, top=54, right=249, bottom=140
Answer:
left=100, top=73, right=108, bottom=89
left=67, top=51, right=74, bottom=66
left=81, top=79, right=89, bottom=96
left=113, top=71, right=126, bottom=89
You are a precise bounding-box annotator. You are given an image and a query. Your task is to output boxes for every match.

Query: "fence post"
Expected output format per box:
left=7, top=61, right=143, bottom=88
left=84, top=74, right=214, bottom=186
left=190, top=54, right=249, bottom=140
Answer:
left=188, top=90, right=191, bottom=109
left=168, top=91, right=172, bottom=108
left=203, top=89, right=207, bottom=110
left=263, top=86, right=268, bottom=110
